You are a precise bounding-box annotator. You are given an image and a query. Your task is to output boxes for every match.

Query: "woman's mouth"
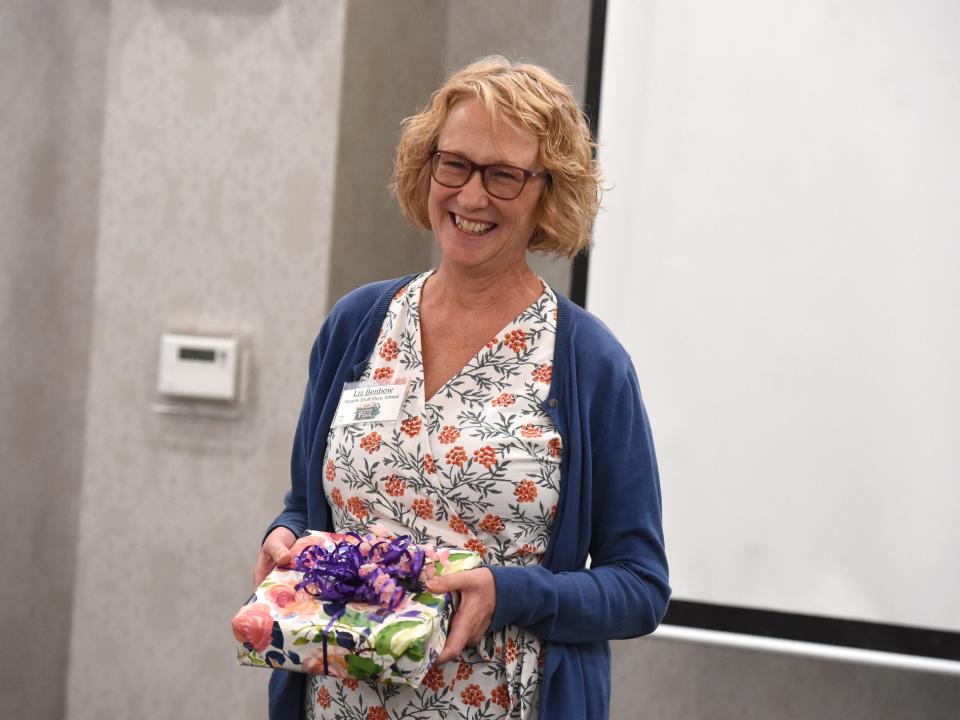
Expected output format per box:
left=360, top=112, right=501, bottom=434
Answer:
left=451, top=212, right=497, bottom=236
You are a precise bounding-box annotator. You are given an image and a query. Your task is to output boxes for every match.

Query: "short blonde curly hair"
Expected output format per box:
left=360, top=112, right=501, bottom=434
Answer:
left=393, top=56, right=602, bottom=259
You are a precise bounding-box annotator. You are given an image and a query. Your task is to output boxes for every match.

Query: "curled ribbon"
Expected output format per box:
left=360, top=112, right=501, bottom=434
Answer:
left=294, top=533, right=427, bottom=611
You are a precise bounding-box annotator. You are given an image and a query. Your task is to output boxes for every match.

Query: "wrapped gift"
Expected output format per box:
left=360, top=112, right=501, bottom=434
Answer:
left=232, top=530, right=482, bottom=687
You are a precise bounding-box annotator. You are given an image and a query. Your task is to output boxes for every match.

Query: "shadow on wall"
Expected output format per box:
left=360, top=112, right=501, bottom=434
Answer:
left=326, top=0, right=448, bottom=305
left=0, top=1, right=110, bottom=719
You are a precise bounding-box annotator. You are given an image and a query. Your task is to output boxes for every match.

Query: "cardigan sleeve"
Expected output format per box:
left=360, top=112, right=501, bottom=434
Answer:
left=487, top=363, right=671, bottom=643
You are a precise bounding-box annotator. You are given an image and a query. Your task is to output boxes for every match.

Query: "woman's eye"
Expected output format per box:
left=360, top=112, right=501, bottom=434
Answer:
left=442, top=158, right=468, bottom=171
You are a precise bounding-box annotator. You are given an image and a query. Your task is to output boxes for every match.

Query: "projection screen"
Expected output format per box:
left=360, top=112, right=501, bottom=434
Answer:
left=586, top=0, right=960, bottom=669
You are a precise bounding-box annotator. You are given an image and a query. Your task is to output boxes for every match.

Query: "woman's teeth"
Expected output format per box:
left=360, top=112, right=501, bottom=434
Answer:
left=453, top=213, right=495, bottom=235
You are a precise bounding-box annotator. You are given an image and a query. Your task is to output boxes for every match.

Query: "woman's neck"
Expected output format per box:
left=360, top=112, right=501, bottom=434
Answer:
left=425, top=259, right=543, bottom=315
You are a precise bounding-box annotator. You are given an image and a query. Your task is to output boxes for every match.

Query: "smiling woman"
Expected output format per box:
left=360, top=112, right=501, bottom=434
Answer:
left=254, top=56, right=670, bottom=720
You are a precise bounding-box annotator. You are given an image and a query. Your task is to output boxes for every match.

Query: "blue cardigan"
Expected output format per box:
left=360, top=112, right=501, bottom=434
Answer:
left=266, top=275, right=671, bottom=719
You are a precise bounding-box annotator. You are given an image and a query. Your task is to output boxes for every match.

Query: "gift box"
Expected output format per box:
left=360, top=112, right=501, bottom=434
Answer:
left=232, top=530, right=482, bottom=687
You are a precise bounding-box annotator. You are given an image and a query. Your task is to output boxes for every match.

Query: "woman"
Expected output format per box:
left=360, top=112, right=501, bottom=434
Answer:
left=253, top=57, right=670, bottom=720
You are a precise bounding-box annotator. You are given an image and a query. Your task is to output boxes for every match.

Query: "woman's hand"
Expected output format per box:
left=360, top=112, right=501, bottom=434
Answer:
left=253, top=526, right=297, bottom=589
left=425, top=567, right=496, bottom=664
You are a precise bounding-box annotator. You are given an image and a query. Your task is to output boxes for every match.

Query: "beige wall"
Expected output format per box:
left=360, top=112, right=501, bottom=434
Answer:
left=63, top=2, right=348, bottom=718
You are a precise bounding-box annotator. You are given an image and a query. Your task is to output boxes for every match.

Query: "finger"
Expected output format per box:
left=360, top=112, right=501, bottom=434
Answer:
left=253, top=551, right=274, bottom=589
left=424, top=575, right=449, bottom=594
left=436, top=612, right=471, bottom=665
left=425, top=569, right=475, bottom=594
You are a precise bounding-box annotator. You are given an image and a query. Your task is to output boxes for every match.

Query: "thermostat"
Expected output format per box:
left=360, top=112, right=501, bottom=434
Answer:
left=157, top=333, right=238, bottom=401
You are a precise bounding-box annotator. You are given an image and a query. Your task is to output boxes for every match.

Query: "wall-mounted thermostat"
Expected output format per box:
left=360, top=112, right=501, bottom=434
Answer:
left=157, top=333, right=238, bottom=401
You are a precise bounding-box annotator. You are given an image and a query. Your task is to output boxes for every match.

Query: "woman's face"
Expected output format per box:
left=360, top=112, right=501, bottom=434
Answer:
left=427, top=99, right=545, bottom=275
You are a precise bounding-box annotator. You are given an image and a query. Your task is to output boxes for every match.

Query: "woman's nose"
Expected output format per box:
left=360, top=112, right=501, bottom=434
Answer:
left=457, top=169, right=490, bottom=208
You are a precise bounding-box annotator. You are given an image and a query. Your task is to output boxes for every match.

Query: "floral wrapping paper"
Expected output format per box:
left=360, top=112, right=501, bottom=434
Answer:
left=232, top=531, right=482, bottom=687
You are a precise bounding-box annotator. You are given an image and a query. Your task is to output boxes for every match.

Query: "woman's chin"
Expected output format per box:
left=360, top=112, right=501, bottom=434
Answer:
left=438, top=231, right=496, bottom=267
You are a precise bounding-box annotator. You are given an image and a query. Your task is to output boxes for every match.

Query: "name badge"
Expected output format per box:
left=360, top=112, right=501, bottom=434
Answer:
left=332, top=379, right=410, bottom=426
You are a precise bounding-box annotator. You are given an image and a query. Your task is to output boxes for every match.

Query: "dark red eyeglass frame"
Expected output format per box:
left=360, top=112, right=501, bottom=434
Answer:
left=429, top=150, right=550, bottom=199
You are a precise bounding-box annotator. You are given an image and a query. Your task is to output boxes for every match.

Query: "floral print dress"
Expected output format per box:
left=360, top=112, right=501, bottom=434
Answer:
left=306, top=269, right=561, bottom=720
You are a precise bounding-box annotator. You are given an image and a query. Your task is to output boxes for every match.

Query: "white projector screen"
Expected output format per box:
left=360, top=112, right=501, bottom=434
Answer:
left=588, top=0, right=960, bottom=648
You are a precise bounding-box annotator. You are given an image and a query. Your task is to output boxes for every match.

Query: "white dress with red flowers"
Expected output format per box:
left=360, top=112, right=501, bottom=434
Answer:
left=306, top=269, right=561, bottom=720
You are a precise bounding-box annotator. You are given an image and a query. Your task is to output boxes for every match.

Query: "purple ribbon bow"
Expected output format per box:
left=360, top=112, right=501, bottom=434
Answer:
left=294, top=533, right=427, bottom=611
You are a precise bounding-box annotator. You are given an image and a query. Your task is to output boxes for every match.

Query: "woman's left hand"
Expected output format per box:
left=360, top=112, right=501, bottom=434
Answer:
left=425, top=567, right=496, bottom=664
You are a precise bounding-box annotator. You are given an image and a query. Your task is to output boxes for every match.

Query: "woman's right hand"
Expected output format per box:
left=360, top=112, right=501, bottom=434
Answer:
left=253, top=526, right=297, bottom=589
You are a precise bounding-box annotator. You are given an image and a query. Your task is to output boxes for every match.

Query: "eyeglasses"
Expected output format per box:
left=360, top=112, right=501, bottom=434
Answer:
left=429, top=150, right=549, bottom=200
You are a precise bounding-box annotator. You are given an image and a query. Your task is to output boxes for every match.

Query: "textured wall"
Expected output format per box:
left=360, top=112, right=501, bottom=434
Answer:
left=63, top=2, right=347, bottom=718
left=0, top=1, right=107, bottom=718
